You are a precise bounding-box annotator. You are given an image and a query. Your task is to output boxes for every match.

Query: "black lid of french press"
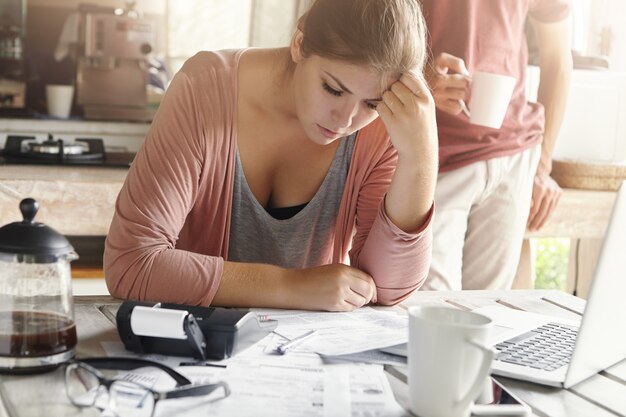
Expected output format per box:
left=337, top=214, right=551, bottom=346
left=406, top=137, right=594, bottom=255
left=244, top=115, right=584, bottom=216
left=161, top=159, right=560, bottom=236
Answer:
left=0, top=198, right=75, bottom=257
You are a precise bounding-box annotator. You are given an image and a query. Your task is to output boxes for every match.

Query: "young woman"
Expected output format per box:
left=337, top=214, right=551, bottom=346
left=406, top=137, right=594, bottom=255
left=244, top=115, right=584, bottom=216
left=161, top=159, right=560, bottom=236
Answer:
left=104, top=0, right=438, bottom=311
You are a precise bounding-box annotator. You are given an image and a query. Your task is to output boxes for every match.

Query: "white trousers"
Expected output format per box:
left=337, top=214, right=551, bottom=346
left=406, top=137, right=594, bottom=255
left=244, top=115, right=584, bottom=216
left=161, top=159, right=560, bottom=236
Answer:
left=423, top=145, right=541, bottom=291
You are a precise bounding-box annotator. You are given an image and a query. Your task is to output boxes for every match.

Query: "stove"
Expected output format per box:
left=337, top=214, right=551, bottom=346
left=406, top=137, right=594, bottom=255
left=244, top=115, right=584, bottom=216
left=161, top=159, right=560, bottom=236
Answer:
left=1, top=134, right=134, bottom=167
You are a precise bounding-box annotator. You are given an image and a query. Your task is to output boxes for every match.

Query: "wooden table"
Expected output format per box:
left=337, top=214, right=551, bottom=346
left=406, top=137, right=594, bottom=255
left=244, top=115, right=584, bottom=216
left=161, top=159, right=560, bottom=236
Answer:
left=1, top=291, right=624, bottom=417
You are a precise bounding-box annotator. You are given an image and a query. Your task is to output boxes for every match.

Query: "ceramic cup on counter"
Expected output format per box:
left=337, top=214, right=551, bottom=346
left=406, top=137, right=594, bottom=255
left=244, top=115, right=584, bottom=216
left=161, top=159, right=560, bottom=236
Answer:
left=461, top=72, right=516, bottom=129
left=408, top=305, right=494, bottom=417
left=46, top=84, right=74, bottom=119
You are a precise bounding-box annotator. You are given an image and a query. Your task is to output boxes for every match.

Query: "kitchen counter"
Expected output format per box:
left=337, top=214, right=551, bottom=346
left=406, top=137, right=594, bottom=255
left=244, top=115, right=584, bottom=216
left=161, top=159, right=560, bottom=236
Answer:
left=524, top=188, right=616, bottom=239
left=0, top=163, right=617, bottom=298
left=517, top=188, right=617, bottom=297
left=0, top=117, right=148, bottom=235
left=0, top=164, right=615, bottom=238
left=0, top=165, right=126, bottom=235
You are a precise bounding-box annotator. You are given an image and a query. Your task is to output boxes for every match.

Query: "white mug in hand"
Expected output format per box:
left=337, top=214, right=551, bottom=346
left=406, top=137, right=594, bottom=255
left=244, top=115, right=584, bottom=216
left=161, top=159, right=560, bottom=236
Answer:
left=408, top=306, right=494, bottom=417
left=460, top=72, right=516, bottom=129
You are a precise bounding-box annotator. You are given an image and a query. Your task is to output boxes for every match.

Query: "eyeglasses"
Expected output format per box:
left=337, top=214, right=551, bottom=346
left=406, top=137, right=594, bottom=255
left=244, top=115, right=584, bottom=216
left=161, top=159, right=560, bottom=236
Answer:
left=65, top=357, right=230, bottom=417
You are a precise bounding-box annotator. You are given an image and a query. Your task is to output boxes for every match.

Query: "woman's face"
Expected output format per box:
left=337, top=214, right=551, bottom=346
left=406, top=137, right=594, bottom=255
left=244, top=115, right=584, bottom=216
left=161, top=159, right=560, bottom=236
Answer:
left=291, top=43, right=394, bottom=146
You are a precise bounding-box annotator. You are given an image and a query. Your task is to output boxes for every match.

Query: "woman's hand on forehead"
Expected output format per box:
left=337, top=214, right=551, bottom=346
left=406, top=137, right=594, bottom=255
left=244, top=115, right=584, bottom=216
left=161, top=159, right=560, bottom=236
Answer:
left=399, top=71, right=428, bottom=97
left=376, top=71, right=437, bottom=160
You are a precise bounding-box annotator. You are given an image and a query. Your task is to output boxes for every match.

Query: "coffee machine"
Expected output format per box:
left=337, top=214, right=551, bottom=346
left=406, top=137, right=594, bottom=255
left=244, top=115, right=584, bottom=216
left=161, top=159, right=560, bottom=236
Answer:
left=0, top=0, right=26, bottom=110
left=75, top=2, right=157, bottom=121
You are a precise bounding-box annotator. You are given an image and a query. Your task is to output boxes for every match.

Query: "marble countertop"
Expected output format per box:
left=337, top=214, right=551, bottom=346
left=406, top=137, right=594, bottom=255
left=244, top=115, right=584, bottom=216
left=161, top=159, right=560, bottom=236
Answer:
left=0, top=162, right=617, bottom=239
left=0, top=119, right=145, bottom=234
left=0, top=165, right=128, bottom=236
left=0, top=164, right=128, bottom=182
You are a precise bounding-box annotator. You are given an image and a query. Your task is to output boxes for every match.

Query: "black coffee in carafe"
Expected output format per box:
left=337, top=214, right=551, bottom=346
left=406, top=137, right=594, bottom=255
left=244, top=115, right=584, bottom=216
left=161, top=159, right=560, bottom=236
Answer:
left=0, top=198, right=79, bottom=373
left=0, top=311, right=77, bottom=357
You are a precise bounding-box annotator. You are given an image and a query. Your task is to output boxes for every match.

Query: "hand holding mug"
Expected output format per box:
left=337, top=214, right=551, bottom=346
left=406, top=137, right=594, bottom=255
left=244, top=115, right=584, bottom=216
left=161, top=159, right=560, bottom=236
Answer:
left=427, top=53, right=516, bottom=129
left=427, top=52, right=471, bottom=115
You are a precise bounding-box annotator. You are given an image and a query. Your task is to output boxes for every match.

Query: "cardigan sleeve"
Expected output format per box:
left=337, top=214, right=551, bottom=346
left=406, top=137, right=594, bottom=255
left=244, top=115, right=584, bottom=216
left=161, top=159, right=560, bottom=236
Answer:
left=357, top=201, right=433, bottom=305
left=104, top=70, right=223, bottom=306
left=348, top=130, right=434, bottom=305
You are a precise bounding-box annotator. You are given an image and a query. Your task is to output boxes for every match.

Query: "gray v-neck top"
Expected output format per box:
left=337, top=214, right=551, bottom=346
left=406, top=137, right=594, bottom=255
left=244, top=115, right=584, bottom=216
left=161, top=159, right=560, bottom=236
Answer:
left=228, top=133, right=356, bottom=268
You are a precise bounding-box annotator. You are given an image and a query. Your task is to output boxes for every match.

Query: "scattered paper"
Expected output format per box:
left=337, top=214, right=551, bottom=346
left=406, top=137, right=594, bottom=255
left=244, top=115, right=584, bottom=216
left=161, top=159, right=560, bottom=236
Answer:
left=252, top=307, right=408, bottom=356
left=97, top=307, right=411, bottom=416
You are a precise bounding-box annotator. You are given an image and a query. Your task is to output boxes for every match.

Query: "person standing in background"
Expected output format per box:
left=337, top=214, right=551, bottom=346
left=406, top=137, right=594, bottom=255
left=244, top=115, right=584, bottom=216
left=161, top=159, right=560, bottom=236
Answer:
left=420, top=0, right=572, bottom=290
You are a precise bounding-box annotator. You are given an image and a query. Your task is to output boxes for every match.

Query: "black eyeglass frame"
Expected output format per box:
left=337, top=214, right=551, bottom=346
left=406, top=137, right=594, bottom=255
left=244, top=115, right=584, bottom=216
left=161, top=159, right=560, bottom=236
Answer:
left=65, top=357, right=230, bottom=414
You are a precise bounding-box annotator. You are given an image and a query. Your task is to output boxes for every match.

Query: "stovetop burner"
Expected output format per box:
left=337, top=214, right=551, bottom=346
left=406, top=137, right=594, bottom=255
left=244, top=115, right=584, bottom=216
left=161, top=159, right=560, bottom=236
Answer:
left=1, top=134, right=134, bottom=167
left=29, top=139, right=90, bottom=156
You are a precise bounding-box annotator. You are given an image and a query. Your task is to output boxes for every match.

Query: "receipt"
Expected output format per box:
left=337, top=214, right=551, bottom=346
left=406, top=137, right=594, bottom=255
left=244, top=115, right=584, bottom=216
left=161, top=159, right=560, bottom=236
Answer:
left=130, top=306, right=188, bottom=340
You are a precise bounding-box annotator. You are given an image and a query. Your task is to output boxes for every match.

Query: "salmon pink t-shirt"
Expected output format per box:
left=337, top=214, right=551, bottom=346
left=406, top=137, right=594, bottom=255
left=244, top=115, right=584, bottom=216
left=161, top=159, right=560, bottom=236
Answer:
left=420, top=0, right=571, bottom=172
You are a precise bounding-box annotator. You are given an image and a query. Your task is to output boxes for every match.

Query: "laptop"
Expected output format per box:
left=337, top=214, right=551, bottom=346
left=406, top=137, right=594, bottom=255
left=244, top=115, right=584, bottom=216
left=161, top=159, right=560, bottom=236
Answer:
left=384, top=180, right=626, bottom=388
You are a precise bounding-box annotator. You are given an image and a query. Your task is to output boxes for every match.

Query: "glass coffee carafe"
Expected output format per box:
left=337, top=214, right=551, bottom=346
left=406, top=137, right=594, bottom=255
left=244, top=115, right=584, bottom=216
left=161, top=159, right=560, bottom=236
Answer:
left=0, top=198, right=78, bottom=373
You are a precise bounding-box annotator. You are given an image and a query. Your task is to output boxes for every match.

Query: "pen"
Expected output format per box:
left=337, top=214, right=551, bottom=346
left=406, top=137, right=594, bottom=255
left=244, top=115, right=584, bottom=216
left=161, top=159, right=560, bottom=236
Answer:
left=276, top=330, right=317, bottom=355
left=179, top=361, right=227, bottom=368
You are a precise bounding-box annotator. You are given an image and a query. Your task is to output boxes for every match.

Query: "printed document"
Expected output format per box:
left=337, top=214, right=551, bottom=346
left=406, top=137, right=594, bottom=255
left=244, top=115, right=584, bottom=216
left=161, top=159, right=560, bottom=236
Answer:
left=253, top=307, right=408, bottom=356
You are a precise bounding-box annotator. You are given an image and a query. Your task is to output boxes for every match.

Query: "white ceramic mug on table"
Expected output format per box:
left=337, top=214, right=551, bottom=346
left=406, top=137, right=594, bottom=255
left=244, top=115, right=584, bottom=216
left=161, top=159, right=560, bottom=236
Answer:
left=408, top=306, right=494, bottom=417
left=460, top=72, right=516, bottom=129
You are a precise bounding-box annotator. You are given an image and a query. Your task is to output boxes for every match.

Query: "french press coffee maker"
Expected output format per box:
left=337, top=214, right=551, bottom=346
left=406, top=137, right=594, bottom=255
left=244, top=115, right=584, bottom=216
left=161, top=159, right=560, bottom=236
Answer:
left=0, top=198, right=78, bottom=373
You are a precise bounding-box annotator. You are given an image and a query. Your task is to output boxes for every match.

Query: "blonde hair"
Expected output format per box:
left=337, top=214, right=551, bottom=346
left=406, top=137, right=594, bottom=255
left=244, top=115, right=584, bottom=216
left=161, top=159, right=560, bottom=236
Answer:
left=295, top=0, right=427, bottom=78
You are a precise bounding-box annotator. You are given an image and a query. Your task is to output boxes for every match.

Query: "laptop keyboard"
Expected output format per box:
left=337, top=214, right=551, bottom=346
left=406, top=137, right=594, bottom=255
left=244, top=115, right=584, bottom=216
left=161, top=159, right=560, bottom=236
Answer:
left=494, top=322, right=579, bottom=372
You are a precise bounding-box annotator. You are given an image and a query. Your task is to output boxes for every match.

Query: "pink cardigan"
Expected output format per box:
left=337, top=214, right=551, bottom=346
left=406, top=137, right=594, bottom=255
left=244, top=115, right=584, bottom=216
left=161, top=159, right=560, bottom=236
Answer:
left=104, top=50, right=433, bottom=306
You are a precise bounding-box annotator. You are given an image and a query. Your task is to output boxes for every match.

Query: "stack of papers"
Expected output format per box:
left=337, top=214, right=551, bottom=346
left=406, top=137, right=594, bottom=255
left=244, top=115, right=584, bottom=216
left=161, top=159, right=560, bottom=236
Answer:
left=253, top=307, right=408, bottom=356
left=101, top=307, right=410, bottom=416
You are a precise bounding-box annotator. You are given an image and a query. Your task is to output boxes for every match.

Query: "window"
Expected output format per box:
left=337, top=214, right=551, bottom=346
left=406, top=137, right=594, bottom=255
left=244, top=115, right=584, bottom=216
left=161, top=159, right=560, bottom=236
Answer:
left=165, top=0, right=310, bottom=74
